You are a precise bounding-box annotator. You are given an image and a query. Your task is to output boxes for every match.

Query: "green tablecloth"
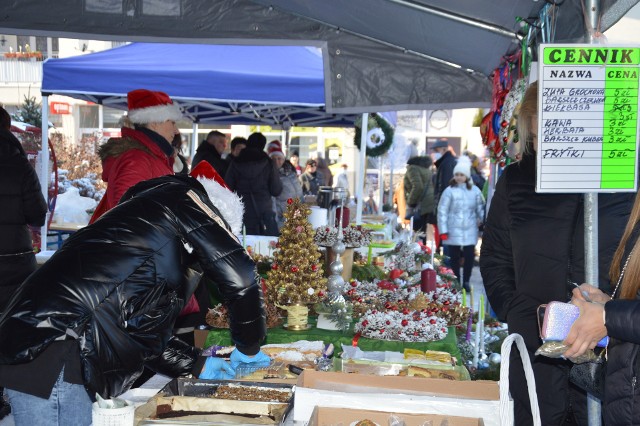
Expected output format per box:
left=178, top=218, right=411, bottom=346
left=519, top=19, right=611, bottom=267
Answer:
left=204, top=318, right=461, bottom=361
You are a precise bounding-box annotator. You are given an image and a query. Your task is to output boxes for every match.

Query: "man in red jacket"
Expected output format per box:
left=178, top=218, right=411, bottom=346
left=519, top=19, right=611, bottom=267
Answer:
left=89, top=89, right=181, bottom=223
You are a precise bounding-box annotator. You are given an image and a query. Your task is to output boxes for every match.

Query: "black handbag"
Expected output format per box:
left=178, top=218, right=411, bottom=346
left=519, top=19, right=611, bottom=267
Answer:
left=569, top=350, right=605, bottom=400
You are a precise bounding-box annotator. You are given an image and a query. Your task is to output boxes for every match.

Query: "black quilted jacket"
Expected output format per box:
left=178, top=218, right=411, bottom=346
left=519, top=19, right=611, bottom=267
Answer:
left=0, top=174, right=266, bottom=398
left=0, top=129, right=47, bottom=310
left=0, top=129, right=47, bottom=256
left=604, top=299, right=640, bottom=425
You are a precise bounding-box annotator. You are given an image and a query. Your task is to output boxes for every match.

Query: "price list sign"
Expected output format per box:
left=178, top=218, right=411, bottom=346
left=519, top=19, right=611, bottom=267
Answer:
left=537, top=44, right=640, bottom=193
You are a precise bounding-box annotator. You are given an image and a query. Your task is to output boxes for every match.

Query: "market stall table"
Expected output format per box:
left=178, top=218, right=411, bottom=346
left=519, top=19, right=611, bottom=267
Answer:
left=204, top=318, right=461, bottom=362
left=47, top=221, right=85, bottom=249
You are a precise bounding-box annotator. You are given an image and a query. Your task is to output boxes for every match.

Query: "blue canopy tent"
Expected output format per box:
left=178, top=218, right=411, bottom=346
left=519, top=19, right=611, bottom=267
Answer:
left=42, top=42, right=357, bottom=127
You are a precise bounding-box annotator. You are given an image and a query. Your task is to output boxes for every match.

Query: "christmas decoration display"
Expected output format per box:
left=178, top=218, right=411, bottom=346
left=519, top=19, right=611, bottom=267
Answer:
left=314, top=299, right=353, bottom=331
left=314, top=224, right=372, bottom=248
left=206, top=297, right=284, bottom=329
left=354, top=309, right=448, bottom=342
left=345, top=276, right=470, bottom=330
left=500, top=78, right=527, bottom=160
left=482, top=51, right=522, bottom=164
left=353, top=113, right=394, bottom=157
left=265, top=198, right=327, bottom=306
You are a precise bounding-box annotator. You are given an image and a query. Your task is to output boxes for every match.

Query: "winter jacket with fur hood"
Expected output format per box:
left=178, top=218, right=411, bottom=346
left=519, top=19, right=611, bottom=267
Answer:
left=0, top=128, right=47, bottom=310
left=403, top=156, right=434, bottom=216
left=0, top=174, right=266, bottom=399
left=90, top=126, right=174, bottom=223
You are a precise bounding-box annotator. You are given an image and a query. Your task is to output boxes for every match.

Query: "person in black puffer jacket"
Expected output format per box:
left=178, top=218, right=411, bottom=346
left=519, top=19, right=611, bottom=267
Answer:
left=0, top=165, right=267, bottom=425
left=0, top=107, right=47, bottom=421
left=225, top=132, right=282, bottom=236
left=480, top=81, right=634, bottom=425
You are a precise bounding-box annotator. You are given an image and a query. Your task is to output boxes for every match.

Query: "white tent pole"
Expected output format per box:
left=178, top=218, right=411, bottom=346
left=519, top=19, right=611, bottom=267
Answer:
left=378, top=156, right=384, bottom=211
left=40, top=95, right=50, bottom=252
left=190, top=122, right=198, bottom=160
left=355, top=113, right=369, bottom=224
left=389, top=157, right=394, bottom=212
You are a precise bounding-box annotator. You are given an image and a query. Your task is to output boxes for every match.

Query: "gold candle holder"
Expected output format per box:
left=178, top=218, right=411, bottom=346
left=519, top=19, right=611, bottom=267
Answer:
left=284, top=304, right=310, bottom=330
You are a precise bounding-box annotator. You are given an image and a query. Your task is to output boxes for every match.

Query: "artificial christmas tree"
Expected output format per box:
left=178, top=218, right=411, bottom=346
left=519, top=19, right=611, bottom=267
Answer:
left=265, top=198, right=327, bottom=328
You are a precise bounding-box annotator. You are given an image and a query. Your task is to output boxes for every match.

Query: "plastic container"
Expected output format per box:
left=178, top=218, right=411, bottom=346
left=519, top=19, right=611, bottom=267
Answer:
left=91, top=400, right=135, bottom=426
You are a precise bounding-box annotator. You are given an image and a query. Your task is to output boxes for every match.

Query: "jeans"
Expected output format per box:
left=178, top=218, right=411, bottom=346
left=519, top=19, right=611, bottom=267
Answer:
left=6, top=368, right=92, bottom=426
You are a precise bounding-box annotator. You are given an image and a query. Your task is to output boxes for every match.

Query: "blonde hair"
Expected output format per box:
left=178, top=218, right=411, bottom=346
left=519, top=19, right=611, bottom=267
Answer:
left=610, top=190, right=640, bottom=299
left=514, top=80, right=538, bottom=157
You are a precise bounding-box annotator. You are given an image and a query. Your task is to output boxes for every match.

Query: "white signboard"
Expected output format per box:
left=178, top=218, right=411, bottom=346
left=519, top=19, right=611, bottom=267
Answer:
left=536, top=44, right=640, bottom=193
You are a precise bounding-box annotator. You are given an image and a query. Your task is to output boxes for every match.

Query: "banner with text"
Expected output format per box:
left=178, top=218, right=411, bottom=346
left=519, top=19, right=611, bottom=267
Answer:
left=537, top=44, right=639, bottom=193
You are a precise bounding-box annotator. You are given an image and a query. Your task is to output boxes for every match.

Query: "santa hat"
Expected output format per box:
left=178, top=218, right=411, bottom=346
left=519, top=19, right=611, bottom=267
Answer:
left=453, top=156, right=472, bottom=179
left=190, top=161, right=244, bottom=235
left=267, top=140, right=285, bottom=158
left=127, top=89, right=183, bottom=124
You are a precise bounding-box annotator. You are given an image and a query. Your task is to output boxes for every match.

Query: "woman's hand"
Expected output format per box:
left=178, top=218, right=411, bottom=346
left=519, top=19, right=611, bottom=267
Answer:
left=563, top=296, right=607, bottom=359
left=572, top=284, right=611, bottom=304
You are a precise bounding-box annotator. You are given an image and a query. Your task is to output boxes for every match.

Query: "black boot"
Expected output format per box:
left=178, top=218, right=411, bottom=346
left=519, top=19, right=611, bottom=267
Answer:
left=0, top=387, right=11, bottom=420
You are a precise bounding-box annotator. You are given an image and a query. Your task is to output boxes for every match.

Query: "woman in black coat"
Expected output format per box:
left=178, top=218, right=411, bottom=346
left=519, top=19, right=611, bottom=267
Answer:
left=224, top=132, right=282, bottom=236
left=480, top=81, right=634, bottom=425
left=0, top=107, right=47, bottom=312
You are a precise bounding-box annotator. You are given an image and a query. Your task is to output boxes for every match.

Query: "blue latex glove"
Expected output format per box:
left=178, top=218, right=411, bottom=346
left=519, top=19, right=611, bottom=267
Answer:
left=229, top=349, right=271, bottom=370
left=200, top=357, right=235, bottom=380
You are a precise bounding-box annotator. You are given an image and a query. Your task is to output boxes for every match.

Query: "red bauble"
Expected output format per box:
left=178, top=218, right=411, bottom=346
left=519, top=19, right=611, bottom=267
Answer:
left=311, top=264, right=318, bottom=271
left=318, top=291, right=324, bottom=297
left=287, top=198, right=293, bottom=204
left=380, top=328, right=385, bottom=333
left=271, top=264, right=278, bottom=270
left=429, top=319, right=436, bottom=324
left=385, top=320, right=391, bottom=325
left=350, top=281, right=357, bottom=287
left=401, top=319, right=409, bottom=327
left=291, top=266, right=299, bottom=273
left=362, top=320, right=369, bottom=327
left=402, top=308, right=409, bottom=315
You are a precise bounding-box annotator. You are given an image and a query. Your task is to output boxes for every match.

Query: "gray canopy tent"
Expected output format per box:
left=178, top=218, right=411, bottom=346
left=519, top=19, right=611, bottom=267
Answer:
left=4, top=0, right=638, bottom=256
left=2, top=0, right=638, bottom=114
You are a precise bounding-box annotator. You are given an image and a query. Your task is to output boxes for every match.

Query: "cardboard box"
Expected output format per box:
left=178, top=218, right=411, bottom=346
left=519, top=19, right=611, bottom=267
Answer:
left=293, top=370, right=507, bottom=426
left=309, top=406, right=484, bottom=426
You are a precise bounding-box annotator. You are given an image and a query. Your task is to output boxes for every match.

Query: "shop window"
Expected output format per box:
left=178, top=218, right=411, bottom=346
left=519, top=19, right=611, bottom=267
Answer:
left=103, top=106, right=124, bottom=128
left=78, top=105, right=99, bottom=129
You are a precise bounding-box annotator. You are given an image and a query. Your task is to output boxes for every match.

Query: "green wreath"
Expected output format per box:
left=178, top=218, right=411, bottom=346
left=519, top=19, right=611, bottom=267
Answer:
left=353, top=113, right=394, bottom=157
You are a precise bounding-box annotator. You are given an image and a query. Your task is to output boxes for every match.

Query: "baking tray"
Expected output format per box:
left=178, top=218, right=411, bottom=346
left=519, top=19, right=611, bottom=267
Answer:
left=161, top=377, right=293, bottom=398
left=136, top=378, right=294, bottom=425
